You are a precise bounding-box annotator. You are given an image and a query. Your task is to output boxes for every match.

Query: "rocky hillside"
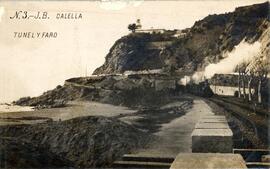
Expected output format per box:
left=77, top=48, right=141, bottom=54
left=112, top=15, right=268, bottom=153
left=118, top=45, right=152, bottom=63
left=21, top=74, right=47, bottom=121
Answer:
left=0, top=116, right=151, bottom=168
left=93, top=2, right=269, bottom=75
left=93, top=32, right=176, bottom=74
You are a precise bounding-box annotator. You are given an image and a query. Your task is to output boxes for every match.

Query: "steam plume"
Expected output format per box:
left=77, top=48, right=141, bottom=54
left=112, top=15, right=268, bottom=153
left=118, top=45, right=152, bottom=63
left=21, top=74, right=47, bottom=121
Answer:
left=180, top=40, right=261, bottom=85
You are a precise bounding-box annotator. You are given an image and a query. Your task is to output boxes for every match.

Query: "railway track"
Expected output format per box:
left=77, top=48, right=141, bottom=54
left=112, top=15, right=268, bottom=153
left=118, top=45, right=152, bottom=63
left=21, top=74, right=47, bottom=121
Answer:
left=218, top=96, right=269, bottom=117
left=209, top=97, right=268, bottom=148
left=233, top=149, right=270, bottom=168
left=207, top=96, right=270, bottom=168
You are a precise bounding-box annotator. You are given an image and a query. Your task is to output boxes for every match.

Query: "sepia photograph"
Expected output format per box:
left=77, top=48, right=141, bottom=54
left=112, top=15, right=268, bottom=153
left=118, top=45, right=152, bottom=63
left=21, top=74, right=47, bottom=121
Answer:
left=0, top=0, right=269, bottom=168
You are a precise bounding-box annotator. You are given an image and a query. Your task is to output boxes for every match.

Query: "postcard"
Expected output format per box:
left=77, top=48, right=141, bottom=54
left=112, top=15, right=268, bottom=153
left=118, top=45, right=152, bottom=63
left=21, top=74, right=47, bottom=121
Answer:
left=0, top=0, right=269, bottom=168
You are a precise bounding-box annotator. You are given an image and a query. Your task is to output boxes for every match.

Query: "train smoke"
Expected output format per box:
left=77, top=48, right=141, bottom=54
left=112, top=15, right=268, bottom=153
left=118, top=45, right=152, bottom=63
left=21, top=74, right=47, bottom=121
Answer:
left=180, top=40, right=261, bottom=85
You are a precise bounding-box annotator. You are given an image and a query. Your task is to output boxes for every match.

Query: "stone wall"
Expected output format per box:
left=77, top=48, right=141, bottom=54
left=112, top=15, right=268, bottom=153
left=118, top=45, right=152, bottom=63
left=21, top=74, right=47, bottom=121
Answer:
left=191, top=115, right=233, bottom=153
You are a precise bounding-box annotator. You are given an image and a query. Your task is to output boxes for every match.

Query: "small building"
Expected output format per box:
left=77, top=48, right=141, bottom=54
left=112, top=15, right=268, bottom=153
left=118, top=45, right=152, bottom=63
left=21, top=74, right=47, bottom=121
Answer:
left=135, top=29, right=166, bottom=34
left=173, top=30, right=187, bottom=38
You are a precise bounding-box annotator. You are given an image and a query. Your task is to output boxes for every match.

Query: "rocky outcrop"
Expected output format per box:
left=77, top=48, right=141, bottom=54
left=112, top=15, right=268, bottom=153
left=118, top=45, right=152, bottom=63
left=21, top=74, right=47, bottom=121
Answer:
left=0, top=116, right=151, bottom=168
left=93, top=33, right=175, bottom=74
left=14, top=74, right=178, bottom=108
left=93, top=2, right=269, bottom=75
left=0, top=137, right=73, bottom=168
left=13, top=84, right=82, bottom=109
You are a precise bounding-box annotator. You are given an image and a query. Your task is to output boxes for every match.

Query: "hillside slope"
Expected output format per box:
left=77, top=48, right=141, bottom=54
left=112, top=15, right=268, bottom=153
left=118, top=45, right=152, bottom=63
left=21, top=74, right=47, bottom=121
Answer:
left=93, top=2, right=269, bottom=75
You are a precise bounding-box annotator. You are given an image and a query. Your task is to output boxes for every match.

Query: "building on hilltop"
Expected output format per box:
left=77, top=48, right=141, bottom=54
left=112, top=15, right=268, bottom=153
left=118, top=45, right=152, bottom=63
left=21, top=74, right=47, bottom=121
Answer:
left=132, top=19, right=189, bottom=38
left=135, top=28, right=166, bottom=34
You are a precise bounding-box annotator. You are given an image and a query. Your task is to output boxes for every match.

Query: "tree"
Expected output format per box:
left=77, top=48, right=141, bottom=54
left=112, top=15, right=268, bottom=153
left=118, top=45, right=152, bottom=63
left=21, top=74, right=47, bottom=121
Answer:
left=236, top=65, right=242, bottom=98
left=162, top=49, right=177, bottom=75
left=246, top=55, right=269, bottom=104
left=237, top=62, right=250, bottom=100
left=128, top=23, right=137, bottom=33
left=252, top=56, right=268, bottom=103
left=247, top=69, right=255, bottom=101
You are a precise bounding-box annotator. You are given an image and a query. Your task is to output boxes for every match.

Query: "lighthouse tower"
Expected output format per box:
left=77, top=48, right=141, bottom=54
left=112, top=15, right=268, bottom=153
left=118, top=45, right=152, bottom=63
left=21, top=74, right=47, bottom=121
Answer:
left=136, top=19, right=142, bottom=29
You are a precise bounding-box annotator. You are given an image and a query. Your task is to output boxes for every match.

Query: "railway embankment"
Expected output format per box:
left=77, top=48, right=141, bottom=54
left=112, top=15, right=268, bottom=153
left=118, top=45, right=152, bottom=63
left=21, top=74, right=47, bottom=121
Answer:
left=208, top=96, right=268, bottom=149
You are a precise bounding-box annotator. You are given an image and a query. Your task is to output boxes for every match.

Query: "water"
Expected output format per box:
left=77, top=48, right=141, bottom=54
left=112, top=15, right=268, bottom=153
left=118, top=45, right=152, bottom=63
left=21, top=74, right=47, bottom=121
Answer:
left=0, top=103, right=34, bottom=113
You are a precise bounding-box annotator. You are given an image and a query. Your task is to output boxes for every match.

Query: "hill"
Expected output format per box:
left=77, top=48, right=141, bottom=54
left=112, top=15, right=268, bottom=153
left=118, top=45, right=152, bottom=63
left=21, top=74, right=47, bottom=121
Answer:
left=93, top=2, right=269, bottom=75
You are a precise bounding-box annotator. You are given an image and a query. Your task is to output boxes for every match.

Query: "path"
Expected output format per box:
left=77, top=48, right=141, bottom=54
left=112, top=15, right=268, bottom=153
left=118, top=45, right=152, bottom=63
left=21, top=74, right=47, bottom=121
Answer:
left=133, top=98, right=215, bottom=157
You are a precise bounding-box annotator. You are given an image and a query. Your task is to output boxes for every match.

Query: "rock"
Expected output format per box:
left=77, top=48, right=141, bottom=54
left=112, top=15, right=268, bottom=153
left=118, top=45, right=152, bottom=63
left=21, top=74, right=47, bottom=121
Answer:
left=51, top=99, right=67, bottom=108
left=0, top=137, right=73, bottom=168
left=13, top=96, right=31, bottom=106
left=113, top=79, right=137, bottom=90
left=0, top=116, right=151, bottom=168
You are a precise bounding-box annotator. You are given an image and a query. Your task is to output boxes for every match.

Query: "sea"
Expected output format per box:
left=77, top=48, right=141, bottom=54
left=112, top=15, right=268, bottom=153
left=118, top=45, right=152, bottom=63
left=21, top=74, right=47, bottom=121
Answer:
left=0, top=103, right=34, bottom=113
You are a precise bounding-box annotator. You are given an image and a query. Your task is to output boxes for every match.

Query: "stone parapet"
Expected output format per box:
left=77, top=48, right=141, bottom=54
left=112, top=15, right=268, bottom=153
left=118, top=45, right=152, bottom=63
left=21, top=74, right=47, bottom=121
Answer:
left=192, top=115, right=233, bottom=153
left=170, top=153, right=247, bottom=169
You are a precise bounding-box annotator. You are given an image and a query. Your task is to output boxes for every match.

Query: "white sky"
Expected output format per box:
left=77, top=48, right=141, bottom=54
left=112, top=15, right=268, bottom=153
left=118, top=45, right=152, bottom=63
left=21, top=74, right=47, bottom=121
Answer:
left=0, top=0, right=266, bottom=102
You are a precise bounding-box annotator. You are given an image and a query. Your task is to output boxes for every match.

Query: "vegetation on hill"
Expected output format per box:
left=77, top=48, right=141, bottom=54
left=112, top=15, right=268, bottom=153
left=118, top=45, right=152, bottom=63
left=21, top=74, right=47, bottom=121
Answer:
left=93, top=2, right=269, bottom=75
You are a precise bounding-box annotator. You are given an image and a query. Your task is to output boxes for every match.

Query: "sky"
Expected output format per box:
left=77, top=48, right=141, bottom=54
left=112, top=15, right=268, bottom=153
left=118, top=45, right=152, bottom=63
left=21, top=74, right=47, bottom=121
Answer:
left=0, top=0, right=266, bottom=102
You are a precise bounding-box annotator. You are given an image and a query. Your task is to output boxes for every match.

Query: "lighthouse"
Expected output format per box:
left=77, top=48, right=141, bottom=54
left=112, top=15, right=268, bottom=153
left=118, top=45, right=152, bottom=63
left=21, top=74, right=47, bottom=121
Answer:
left=136, top=19, right=142, bottom=29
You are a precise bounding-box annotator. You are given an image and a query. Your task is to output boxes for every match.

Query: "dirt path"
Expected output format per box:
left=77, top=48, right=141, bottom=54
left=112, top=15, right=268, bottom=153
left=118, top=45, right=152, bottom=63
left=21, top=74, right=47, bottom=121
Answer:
left=132, top=98, right=215, bottom=157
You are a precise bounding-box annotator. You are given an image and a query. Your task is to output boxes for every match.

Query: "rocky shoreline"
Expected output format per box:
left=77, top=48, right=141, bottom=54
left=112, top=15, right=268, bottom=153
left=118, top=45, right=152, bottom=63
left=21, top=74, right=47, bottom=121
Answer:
left=0, top=116, right=152, bottom=168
